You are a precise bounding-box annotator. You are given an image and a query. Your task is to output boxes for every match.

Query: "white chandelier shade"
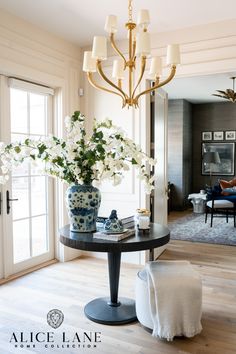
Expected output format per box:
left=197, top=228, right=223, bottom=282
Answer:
left=83, top=1, right=180, bottom=108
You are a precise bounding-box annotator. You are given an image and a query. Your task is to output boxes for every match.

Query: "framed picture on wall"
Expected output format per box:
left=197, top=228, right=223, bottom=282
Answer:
left=213, top=131, right=224, bottom=141
left=202, top=131, right=212, bottom=141
left=225, top=131, right=236, bottom=140
left=202, top=142, right=235, bottom=176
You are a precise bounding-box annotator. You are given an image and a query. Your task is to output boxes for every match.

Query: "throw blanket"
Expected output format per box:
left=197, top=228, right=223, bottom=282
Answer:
left=146, top=260, right=202, bottom=341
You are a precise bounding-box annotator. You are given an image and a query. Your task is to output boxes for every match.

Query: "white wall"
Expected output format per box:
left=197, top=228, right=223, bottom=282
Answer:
left=0, top=9, right=83, bottom=262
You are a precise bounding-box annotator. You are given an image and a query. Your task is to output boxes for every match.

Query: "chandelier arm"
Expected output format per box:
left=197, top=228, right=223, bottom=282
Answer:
left=87, top=72, right=126, bottom=107
left=97, top=60, right=128, bottom=101
left=154, top=65, right=177, bottom=89
left=134, top=65, right=176, bottom=103
left=132, top=56, right=146, bottom=99
left=110, top=34, right=127, bottom=68
left=132, top=43, right=136, bottom=61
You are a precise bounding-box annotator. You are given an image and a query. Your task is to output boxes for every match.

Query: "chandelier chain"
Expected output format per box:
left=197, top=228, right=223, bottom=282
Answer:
left=128, top=0, right=133, bottom=22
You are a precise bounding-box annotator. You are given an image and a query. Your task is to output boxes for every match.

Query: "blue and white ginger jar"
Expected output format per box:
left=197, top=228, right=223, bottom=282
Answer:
left=66, top=184, right=101, bottom=232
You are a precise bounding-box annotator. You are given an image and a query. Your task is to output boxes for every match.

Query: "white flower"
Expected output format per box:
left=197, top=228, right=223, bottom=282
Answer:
left=122, top=163, right=130, bottom=171
left=144, top=183, right=154, bottom=194
left=1, top=165, right=9, bottom=174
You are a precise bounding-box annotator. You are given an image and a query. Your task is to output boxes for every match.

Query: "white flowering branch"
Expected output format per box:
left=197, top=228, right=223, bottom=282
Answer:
left=0, top=111, right=156, bottom=193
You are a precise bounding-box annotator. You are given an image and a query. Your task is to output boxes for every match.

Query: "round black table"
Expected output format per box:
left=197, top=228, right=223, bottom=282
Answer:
left=59, top=223, right=170, bottom=325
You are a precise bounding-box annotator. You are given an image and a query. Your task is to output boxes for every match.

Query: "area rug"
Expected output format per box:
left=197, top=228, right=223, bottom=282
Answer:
left=168, top=214, right=236, bottom=246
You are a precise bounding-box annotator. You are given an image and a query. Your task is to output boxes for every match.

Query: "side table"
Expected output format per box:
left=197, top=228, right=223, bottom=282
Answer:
left=59, top=223, right=170, bottom=325
left=188, top=193, right=207, bottom=213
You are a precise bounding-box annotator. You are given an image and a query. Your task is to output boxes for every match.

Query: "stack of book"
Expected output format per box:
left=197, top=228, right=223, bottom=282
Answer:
left=93, top=228, right=135, bottom=241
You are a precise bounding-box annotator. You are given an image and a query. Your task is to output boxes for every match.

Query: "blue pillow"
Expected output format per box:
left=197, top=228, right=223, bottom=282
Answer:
left=222, top=187, right=236, bottom=195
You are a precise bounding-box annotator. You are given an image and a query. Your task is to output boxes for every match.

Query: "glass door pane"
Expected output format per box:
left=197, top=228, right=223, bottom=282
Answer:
left=10, top=88, right=53, bottom=267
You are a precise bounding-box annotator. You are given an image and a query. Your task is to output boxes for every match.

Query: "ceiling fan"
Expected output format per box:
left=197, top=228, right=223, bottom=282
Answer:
left=212, top=77, right=236, bottom=103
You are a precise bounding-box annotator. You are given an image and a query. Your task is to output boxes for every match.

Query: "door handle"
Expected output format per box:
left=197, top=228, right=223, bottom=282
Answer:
left=0, top=192, right=2, bottom=215
left=6, top=190, right=18, bottom=215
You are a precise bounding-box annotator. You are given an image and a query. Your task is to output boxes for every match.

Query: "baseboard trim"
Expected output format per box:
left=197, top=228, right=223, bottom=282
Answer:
left=0, top=259, right=58, bottom=285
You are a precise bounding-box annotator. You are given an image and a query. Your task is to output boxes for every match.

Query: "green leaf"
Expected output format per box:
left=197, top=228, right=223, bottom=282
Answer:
left=25, top=138, right=30, bottom=146
left=97, top=144, right=105, bottom=154
left=38, top=144, right=47, bottom=155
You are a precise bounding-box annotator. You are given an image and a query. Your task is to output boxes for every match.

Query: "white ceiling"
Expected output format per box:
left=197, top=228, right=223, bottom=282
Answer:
left=165, top=73, right=236, bottom=103
left=1, top=0, right=236, bottom=103
left=0, top=0, right=236, bottom=46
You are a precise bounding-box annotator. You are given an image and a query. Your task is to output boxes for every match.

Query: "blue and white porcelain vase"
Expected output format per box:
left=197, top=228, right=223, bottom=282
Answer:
left=66, top=184, right=101, bottom=232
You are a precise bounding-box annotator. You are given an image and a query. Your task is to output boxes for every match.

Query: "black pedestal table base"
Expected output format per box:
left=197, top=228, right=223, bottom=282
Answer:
left=84, top=251, right=137, bottom=325
left=84, top=297, right=137, bottom=325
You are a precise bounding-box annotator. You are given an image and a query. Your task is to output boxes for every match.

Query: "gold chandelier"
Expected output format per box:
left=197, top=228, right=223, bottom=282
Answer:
left=212, top=77, right=236, bottom=103
left=83, top=0, right=180, bottom=108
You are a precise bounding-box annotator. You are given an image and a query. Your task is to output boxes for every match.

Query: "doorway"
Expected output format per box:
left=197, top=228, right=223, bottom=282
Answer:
left=0, top=76, right=55, bottom=278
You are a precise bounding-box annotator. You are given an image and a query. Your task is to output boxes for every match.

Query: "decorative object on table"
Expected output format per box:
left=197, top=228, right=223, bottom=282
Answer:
left=135, top=208, right=151, bottom=229
left=66, top=184, right=101, bottom=232
left=202, top=142, right=235, bottom=177
left=97, top=214, right=134, bottom=229
left=212, top=76, right=236, bottom=103
left=139, top=216, right=150, bottom=231
left=93, top=228, right=135, bottom=242
left=103, top=210, right=124, bottom=233
left=225, top=131, right=236, bottom=141
left=213, top=131, right=224, bottom=141
left=202, top=131, right=212, bottom=141
left=83, top=0, right=180, bottom=109
left=0, top=111, right=156, bottom=232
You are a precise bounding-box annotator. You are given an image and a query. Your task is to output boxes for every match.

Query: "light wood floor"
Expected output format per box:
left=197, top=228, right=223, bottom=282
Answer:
left=0, top=240, right=236, bottom=354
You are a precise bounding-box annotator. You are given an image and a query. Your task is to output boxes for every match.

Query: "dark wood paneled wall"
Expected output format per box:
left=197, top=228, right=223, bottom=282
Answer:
left=168, top=99, right=192, bottom=210
left=192, top=102, right=236, bottom=192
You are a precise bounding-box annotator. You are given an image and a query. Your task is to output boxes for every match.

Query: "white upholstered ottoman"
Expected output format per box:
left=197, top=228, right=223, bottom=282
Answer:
left=135, top=260, right=202, bottom=340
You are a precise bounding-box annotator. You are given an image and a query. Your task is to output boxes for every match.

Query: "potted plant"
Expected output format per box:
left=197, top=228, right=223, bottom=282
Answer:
left=0, top=111, right=155, bottom=232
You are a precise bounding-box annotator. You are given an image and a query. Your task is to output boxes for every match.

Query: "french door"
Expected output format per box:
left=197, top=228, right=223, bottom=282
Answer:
left=150, top=87, right=168, bottom=260
left=0, top=76, right=55, bottom=277
left=153, top=87, right=168, bottom=226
